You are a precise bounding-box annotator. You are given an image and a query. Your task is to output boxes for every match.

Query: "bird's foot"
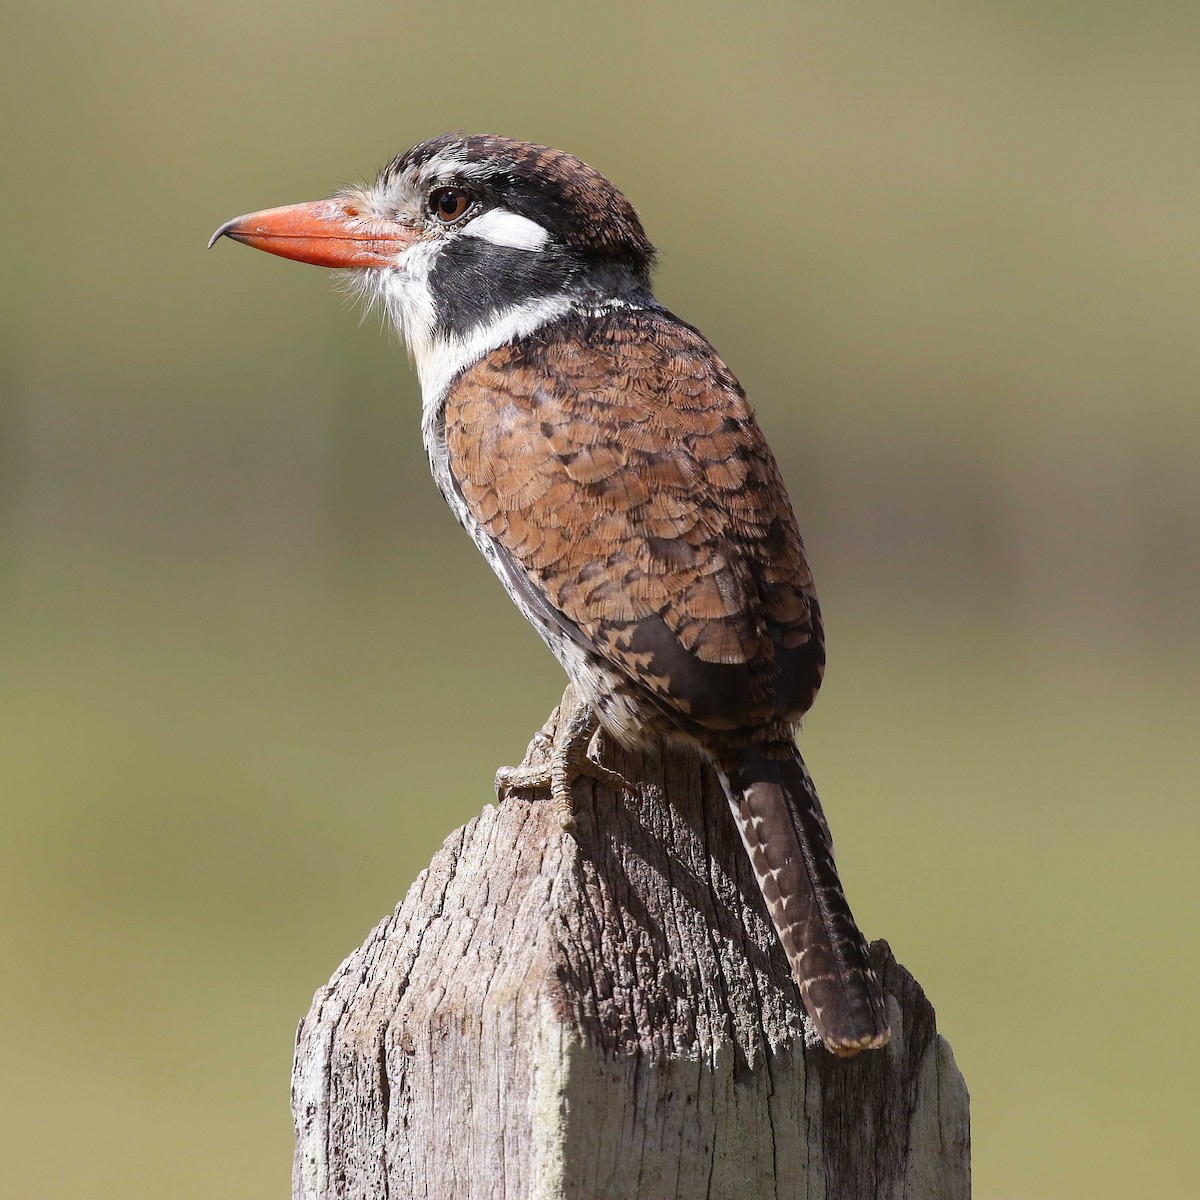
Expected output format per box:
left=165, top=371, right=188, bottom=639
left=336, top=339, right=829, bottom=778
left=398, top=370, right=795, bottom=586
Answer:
left=495, top=686, right=629, bottom=833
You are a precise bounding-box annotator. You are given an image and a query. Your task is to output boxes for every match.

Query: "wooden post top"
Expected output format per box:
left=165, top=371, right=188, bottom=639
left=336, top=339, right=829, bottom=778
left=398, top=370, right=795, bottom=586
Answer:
left=292, top=718, right=970, bottom=1199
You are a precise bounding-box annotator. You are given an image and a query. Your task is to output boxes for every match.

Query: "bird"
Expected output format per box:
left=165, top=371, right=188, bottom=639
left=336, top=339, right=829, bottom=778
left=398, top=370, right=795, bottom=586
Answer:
left=210, top=133, right=889, bottom=1057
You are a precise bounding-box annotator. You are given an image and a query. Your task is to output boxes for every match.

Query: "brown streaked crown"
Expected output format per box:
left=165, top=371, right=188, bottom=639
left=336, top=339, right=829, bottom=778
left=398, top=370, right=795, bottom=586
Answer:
left=385, top=133, right=657, bottom=282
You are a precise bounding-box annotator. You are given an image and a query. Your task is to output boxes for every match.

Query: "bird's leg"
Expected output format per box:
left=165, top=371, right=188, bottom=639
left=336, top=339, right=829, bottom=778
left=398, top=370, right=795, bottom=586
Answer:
left=495, top=684, right=628, bottom=832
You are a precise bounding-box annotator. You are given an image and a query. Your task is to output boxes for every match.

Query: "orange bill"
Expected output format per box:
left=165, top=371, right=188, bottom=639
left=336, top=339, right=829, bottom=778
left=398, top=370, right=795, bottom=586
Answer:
left=208, top=199, right=415, bottom=268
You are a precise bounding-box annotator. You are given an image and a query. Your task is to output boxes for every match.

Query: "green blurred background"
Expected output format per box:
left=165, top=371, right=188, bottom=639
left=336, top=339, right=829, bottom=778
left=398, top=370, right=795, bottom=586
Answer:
left=2, top=2, right=1197, bottom=1195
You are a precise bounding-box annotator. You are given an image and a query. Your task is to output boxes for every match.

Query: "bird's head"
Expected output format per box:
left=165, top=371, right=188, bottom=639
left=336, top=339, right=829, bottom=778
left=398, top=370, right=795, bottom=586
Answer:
left=211, top=134, right=657, bottom=399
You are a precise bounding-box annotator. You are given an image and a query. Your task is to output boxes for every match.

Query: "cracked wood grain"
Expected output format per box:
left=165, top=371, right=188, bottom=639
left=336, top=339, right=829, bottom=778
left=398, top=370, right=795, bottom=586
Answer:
left=291, top=714, right=970, bottom=1199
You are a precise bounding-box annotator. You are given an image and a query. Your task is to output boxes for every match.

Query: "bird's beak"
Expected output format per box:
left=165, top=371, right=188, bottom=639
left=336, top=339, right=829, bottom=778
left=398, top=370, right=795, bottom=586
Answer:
left=207, top=199, right=416, bottom=269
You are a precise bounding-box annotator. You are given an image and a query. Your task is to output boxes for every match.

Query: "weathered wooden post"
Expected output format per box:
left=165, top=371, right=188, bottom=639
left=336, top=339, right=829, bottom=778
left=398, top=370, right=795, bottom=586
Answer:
left=291, top=701, right=970, bottom=1199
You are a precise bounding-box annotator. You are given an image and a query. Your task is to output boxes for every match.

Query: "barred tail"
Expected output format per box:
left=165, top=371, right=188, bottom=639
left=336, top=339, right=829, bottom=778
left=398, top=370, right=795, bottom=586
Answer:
left=720, top=743, right=889, bottom=1056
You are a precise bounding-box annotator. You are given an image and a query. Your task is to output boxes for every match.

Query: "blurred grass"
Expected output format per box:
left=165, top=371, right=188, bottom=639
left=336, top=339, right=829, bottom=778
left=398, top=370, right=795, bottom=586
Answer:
left=2, top=1, right=1198, bottom=1196
left=3, top=560, right=1197, bottom=1197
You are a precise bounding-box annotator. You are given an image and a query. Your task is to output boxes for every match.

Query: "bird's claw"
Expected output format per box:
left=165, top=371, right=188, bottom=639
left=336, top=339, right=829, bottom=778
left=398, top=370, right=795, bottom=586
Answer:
left=495, top=686, right=631, bottom=833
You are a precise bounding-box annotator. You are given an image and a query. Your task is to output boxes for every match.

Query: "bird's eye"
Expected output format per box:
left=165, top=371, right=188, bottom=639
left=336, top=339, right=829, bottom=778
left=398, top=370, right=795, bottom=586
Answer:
left=428, top=186, right=473, bottom=224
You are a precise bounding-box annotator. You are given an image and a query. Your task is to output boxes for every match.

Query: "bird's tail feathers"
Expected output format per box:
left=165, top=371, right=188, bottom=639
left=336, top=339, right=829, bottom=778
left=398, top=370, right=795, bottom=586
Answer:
left=720, top=742, right=889, bottom=1056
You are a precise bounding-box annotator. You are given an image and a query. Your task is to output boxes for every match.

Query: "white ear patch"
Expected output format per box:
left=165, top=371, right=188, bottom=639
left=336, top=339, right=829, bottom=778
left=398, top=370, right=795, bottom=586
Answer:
left=463, top=208, right=550, bottom=252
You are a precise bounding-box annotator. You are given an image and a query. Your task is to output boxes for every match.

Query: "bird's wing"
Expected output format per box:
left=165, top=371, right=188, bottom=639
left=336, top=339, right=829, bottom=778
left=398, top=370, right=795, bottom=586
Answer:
left=441, top=308, right=824, bottom=734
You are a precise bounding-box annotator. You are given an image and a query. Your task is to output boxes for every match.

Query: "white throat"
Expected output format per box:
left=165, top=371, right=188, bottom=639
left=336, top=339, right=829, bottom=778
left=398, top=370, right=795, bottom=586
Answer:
left=415, top=294, right=574, bottom=407
left=377, top=251, right=574, bottom=410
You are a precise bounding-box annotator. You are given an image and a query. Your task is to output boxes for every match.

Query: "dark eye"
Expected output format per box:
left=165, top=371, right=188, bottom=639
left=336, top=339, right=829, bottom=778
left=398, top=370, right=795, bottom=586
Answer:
left=428, top=186, right=472, bottom=224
